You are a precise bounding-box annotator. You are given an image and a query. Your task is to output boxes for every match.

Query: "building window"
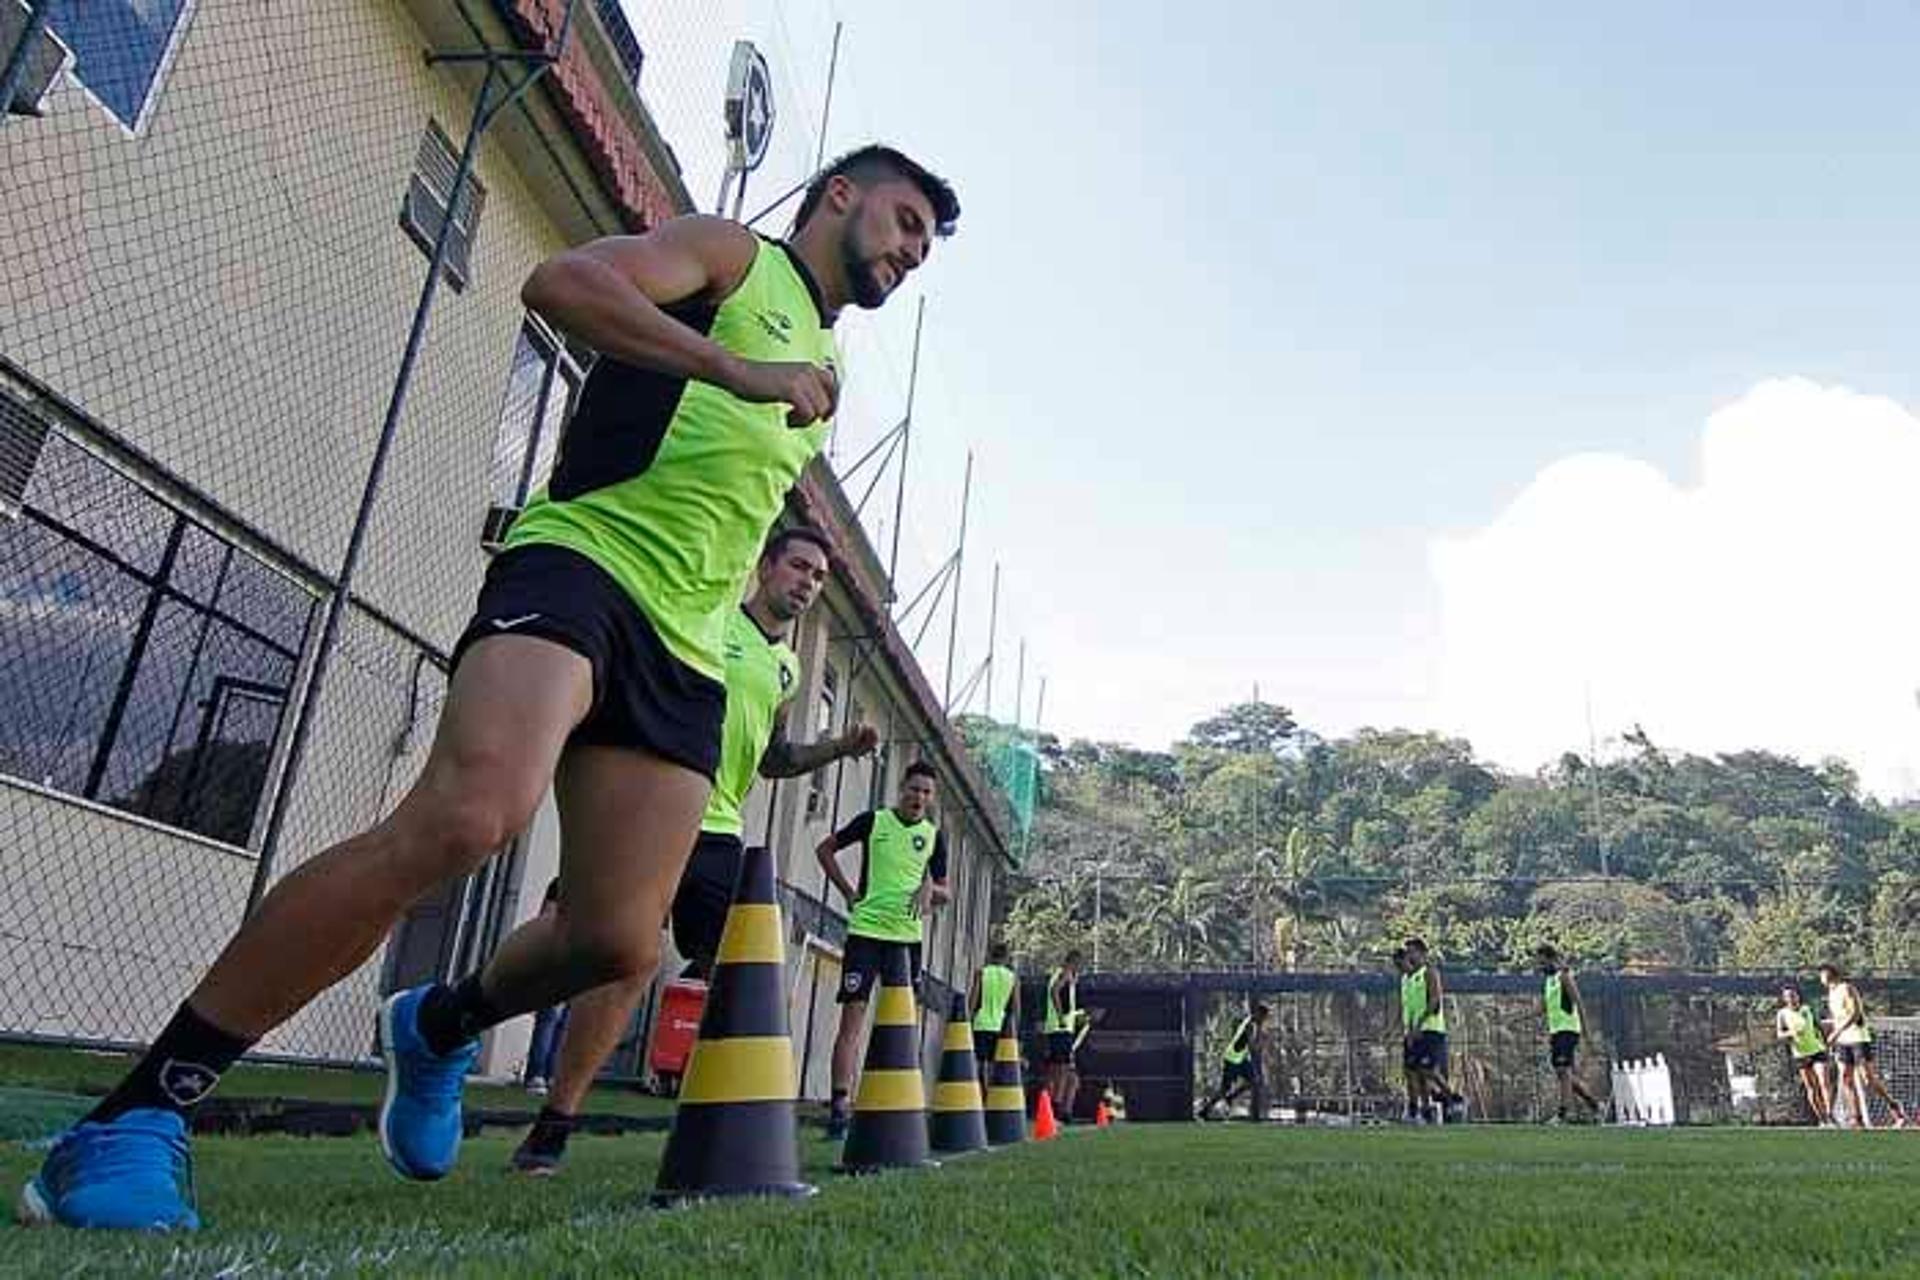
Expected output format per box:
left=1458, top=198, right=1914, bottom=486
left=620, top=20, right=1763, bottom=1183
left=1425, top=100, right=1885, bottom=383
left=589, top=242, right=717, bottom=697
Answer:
left=44, top=0, right=196, bottom=133
left=0, top=408, right=316, bottom=849
left=399, top=120, right=487, bottom=292
left=481, top=318, right=583, bottom=546
left=806, top=665, right=838, bottom=818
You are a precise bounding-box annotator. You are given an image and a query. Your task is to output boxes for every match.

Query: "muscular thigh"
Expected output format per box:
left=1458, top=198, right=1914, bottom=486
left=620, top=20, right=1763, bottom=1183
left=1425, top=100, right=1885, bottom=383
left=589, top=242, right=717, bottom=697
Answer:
left=553, top=744, right=712, bottom=949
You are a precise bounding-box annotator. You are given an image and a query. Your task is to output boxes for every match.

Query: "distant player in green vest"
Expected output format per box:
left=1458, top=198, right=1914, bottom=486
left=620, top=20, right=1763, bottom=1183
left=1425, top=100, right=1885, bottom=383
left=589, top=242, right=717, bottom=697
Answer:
left=1045, top=950, right=1089, bottom=1120
left=817, top=762, right=951, bottom=1139
left=969, top=942, right=1020, bottom=1082
left=1774, top=983, right=1831, bottom=1127
left=1196, top=1003, right=1270, bottom=1120
left=1534, top=944, right=1601, bottom=1123
left=25, top=145, right=961, bottom=1230
left=1393, top=947, right=1424, bottom=1122
left=1819, top=962, right=1908, bottom=1129
left=509, top=527, right=877, bottom=1174
left=1402, top=938, right=1466, bottom=1123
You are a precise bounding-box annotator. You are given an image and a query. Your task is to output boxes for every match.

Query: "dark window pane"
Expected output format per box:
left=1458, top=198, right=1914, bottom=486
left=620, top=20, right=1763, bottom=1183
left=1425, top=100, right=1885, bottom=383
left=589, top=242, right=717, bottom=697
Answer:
left=168, top=521, right=231, bottom=609
left=0, top=427, right=309, bottom=848
left=487, top=326, right=550, bottom=509
left=44, top=0, right=193, bottom=131
left=26, top=434, right=175, bottom=578
left=0, top=519, right=145, bottom=793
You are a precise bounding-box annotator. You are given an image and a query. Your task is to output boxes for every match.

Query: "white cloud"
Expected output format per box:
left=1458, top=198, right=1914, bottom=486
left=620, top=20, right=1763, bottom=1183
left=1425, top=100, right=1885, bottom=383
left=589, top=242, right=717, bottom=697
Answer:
left=1431, top=377, right=1920, bottom=798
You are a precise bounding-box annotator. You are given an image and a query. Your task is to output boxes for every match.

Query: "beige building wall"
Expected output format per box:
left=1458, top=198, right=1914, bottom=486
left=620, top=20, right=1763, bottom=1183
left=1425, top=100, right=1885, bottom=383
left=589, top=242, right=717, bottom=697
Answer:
left=0, top=0, right=631, bottom=1061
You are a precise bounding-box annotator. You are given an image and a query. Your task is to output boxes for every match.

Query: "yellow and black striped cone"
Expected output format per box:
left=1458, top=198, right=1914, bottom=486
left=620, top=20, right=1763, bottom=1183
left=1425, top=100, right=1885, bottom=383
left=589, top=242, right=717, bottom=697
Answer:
left=838, top=944, right=937, bottom=1173
left=929, top=993, right=988, bottom=1155
left=982, top=1009, right=1027, bottom=1146
left=652, top=845, right=814, bottom=1204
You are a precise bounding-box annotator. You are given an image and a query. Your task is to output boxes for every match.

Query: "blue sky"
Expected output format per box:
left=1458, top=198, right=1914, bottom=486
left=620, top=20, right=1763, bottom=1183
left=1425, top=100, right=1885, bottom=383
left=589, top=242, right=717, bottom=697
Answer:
left=630, top=2, right=1920, bottom=793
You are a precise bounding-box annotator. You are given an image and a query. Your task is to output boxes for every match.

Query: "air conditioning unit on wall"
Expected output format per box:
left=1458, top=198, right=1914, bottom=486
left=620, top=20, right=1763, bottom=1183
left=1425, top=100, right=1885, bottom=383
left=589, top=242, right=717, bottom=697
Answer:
left=3, top=1, right=75, bottom=118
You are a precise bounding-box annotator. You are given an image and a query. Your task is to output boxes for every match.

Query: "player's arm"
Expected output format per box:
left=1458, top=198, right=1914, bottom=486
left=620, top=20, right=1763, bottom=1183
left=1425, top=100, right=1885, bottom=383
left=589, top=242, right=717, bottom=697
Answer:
left=760, top=710, right=878, bottom=779
left=521, top=215, right=836, bottom=424
left=812, top=811, right=871, bottom=904
left=1426, top=966, right=1444, bottom=1021
left=967, top=969, right=982, bottom=1019
left=1775, top=1011, right=1793, bottom=1041
left=1828, top=990, right=1860, bottom=1045
left=914, top=831, right=953, bottom=914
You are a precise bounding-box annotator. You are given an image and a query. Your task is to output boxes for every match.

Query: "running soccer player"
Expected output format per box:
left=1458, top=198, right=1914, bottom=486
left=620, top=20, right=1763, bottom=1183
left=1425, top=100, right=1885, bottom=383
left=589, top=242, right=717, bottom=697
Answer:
left=1819, top=962, right=1908, bottom=1130
left=969, top=942, right=1020, bottom=1084
left=1197, top=1002, right=1270, bottom=1121
left=1534, top=944, right=1602, bottom=1123
left=1774, top=983, right=1831, bottom=1127
left=818, top=762, right=951, bottom=1139
left=510, top=527, right=877, bottom=1174
left=24, top=145, right=959, bottom=1231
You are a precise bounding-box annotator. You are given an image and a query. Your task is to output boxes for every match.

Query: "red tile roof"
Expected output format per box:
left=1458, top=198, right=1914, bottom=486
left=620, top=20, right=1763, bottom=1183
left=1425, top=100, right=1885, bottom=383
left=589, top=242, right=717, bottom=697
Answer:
left=501, top=0, right=680, bottom=230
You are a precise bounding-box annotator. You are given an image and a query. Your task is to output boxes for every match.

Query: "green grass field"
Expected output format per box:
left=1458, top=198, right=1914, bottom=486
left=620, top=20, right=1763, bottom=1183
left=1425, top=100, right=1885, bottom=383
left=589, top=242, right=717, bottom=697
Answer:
left=0, top=1042, right=673, bottom=1121
left=8, top=1123, right=1920, bottom=1277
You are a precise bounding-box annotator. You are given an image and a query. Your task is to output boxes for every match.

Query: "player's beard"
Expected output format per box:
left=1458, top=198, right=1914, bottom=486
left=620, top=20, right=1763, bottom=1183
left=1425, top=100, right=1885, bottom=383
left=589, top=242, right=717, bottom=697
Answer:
left=839, top=214, right=892, bottom=309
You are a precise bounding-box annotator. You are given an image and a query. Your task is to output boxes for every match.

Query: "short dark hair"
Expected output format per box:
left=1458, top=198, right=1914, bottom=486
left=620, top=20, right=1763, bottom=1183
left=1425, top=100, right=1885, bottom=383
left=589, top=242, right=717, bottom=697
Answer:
left=1252, top=1002, right=1271, bottom=1019
left=989, top=942, right=1009, bottom=962
left=1818, top=962, right=1844, bottom=978
left=1064, top=949, right=1083, bottom=965
left=763, top=525, right=833, bottom=564
left=1404, top=937, right=1428, bottom=954
left=794, top=144, right=960, bottom=238
left=1534, top=943, right=1560, bottom=962
left=904, top=760, right=938, bottom=784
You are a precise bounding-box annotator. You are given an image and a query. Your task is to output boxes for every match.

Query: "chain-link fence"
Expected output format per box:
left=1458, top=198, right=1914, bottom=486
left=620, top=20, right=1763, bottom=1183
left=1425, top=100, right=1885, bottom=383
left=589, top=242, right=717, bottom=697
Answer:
left=1062, top=972, right=1920, bottom=1125
left=0, top=0, right=684, bottom=1064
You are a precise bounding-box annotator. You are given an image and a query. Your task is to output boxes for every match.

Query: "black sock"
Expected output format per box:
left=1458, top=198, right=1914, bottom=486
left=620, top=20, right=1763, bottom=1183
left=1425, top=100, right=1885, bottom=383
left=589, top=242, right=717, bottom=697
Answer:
left=416, top=975, right=504, bottom=1056
left=87, top=1003, right=254, bottom=1123
left=830, top=1088, right=849, bottom=1113
left=524, top=1106, right=575, bottom=1156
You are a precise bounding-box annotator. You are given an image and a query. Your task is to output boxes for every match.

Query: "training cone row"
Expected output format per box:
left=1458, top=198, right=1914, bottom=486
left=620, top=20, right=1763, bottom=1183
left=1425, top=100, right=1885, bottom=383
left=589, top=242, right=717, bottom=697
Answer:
left=982, top=1009, right=1027, bottom=1145
left=652, top=845, right=815, bottom=1205
left=840, top=945, right=938, bottom=1173
left=929, top=994, right=989, bottom=1155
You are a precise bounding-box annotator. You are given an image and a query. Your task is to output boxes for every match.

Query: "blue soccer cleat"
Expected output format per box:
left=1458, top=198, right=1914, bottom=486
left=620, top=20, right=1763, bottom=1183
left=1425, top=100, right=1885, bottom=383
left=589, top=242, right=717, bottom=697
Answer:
left=377, top=986, right=481, bottom=1181
left=17, top=1108, right=200, bottom=1231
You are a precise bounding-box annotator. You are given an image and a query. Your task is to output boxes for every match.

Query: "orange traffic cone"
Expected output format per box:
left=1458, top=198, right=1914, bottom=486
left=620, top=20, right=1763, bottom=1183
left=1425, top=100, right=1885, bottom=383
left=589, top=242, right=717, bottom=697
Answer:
left=1034, top=1088, right=1059, bottom=1141
left=1095, top=1099, right=1111, bottom=1128
left=652, top=845, right=814, bottom=1204
left=839, top=944, right=937, bottom=1173
left=982, top=1010, right=1026, bottom=1146
left=929, top=994, right=989, bottom=1155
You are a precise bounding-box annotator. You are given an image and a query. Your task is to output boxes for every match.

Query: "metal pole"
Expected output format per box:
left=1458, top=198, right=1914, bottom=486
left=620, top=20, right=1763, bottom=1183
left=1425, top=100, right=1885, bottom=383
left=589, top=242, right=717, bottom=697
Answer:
left=814, top=21, right=843, bottom=172
left=1014, top=640, right=1026, bottom=731
left=1093, top=865, right=1103, bottom=972
left=887, top=298, right=925, bottom=588
left=0, top=0, right=49, bottom=121
left=984, top=562, right=1000, bottom=720
left=1035, top=676, right=1048, bottom=731
left=250, top=20, right=572, bottom=912
left=942, top=452, right=973, bottom=709
left=1586, top=687, right=1608, bottom=877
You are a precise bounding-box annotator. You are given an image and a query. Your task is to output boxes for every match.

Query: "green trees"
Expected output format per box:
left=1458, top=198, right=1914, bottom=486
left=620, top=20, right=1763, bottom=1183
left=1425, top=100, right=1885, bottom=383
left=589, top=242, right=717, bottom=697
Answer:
left=991, top=701, right=1916, bottom=974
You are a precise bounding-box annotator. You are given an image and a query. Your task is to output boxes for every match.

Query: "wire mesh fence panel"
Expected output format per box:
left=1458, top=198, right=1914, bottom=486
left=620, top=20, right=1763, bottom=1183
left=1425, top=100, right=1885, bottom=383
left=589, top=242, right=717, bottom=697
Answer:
left=0, top=0, right=673, bottom=1063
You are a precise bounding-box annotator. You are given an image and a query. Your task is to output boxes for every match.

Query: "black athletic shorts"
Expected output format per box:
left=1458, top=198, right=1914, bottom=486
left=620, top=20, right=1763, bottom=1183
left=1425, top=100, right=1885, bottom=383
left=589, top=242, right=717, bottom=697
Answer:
left=1549, top=1031, right=1581, bottom=1069
left=1835, top=1041, right=1875, bottom=1066
left=1222, top=1059, right=1258, bottom=1087
left=452, top=544, right=725, bottom=778
left=667, top=831, right=747, bottom=978
left=836, top=934, right=922, bottom=1005
left=1794, top=1050, right=1831, bottom=1068
left=1409, top=1031, right=1448, bottom=1073
left=974, top=1029, right=999, bottom=1063
left=1047, top=1031, right=1077, bottom=1066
